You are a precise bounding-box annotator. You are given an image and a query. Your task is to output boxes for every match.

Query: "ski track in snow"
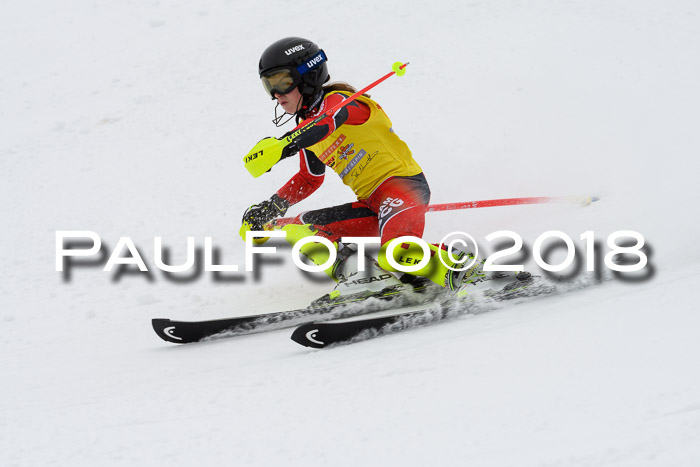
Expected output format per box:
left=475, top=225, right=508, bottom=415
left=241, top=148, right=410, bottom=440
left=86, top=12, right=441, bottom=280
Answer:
left=2, top=0, right=700, bottom=466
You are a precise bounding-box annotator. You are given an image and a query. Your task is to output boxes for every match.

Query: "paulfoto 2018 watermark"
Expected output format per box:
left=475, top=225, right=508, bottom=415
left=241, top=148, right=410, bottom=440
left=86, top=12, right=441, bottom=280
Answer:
left=55, top=229, right=651, bottom=280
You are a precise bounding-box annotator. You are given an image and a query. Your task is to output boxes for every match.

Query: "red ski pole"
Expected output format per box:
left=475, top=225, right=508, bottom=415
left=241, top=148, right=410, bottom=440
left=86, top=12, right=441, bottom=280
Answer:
left=426, top=195, right=599, bottom=212
left=267, top=195, right=598, bottom=230
left=303, top=62, right=409, bottom=129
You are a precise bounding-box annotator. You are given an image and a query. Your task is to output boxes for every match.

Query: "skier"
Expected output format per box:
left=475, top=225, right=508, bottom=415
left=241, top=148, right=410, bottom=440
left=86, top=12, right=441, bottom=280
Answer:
left=240, top=37, right=477, bottom=300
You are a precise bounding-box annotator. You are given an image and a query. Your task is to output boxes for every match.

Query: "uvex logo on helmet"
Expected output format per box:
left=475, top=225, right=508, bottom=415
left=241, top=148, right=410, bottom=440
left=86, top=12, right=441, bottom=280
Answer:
left=285, top=45, right=305, bottom=55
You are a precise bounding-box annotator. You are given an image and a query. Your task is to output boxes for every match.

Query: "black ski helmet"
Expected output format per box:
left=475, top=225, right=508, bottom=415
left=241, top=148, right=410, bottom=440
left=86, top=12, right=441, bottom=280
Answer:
left=258, top=37, right=329, bottom=112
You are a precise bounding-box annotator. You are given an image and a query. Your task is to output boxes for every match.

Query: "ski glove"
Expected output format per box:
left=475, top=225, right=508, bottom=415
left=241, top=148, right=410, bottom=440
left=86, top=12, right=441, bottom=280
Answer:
left=241, top=194, right=290, bottom=232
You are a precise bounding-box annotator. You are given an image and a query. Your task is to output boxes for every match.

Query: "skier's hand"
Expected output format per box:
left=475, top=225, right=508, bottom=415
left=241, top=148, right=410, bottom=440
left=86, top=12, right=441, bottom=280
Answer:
left=244, top=137, right=298, bottom=177
left=239, top=194, right=290, bottom=240
left=280, top=140, right=299, bottom=160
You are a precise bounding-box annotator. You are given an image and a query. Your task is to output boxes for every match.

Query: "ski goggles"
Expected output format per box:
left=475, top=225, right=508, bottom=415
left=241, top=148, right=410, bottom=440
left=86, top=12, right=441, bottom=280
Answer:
left=261, top=69, right=298, bottom=97
left=261, top=49, right=327, bottom=98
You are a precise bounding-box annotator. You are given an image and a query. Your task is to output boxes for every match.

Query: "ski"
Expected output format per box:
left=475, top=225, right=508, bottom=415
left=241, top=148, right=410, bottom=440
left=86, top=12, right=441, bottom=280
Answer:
left=290, top=275, right=557, bottom=348
left=291, top=302, right=452, bottom=348
left=151, top=283, right=444, bottom=344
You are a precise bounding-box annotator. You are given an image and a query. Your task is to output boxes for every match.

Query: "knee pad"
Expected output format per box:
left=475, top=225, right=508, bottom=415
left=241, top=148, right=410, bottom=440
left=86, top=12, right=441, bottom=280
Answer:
left=282, top=224, right=338, bottom=278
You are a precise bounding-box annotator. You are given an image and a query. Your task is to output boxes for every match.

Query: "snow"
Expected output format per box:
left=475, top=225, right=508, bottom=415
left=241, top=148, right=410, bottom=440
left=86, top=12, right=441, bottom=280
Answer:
left=2, top=0, right=700, bottom=465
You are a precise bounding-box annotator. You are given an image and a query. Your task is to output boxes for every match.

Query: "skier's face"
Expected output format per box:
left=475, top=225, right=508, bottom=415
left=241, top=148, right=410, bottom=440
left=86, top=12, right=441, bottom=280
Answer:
left=274, top=87, right=302, bottom=114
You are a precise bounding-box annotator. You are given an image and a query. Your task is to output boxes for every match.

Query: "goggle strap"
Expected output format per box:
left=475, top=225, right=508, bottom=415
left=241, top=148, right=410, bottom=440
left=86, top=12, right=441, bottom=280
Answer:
left=296, top=50, right=327, bottom=76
